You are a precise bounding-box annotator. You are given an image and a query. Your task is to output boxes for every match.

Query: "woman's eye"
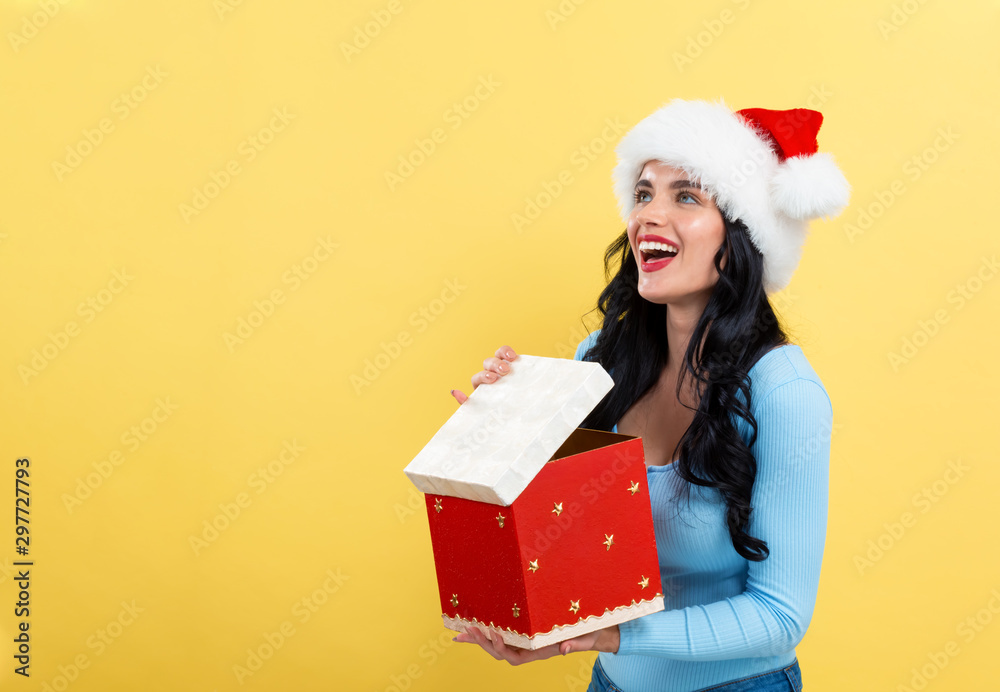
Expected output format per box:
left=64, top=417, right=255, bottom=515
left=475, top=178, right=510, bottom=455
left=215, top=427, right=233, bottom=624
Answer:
left=678, top=191, right=697, bottom=204
left=633, top=190, right=651, bottom=203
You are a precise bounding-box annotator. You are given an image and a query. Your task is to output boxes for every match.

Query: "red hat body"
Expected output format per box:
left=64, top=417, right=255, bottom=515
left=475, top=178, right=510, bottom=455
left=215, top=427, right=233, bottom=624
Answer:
left=735, top=107, right=824, bottom=161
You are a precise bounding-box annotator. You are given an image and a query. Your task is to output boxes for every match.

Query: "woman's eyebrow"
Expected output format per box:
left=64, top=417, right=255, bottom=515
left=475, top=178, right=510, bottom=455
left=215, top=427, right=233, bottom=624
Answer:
left=634, top=179, right=701, bottom=190
left=670, top=179, right=700, bottom=189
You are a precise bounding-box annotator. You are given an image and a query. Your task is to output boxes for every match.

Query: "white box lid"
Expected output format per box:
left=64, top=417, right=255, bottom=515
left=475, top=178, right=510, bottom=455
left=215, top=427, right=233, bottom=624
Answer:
left=403, top=353, right=614, bottom=506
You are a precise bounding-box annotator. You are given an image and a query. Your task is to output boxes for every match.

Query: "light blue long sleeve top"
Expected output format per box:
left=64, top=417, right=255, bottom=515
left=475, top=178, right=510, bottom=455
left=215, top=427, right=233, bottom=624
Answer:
left=573, top=329, right=832, bottom=692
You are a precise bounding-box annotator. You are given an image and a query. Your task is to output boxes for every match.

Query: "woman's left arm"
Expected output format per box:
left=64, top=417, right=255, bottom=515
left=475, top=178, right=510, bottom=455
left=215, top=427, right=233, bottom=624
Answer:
left=609, top=376, right=833, bottom=660
left=457, top=376, right=831, bottom=663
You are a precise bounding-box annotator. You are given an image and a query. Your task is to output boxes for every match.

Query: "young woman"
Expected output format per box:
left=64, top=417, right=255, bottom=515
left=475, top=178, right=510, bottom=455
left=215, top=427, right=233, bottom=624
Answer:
left=450, top=98, right=850, bottom=692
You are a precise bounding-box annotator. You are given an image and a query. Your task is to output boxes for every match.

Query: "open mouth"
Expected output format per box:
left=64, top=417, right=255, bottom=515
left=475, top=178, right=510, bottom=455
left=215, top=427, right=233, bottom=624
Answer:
left=638, top=240, right=678, bottom=263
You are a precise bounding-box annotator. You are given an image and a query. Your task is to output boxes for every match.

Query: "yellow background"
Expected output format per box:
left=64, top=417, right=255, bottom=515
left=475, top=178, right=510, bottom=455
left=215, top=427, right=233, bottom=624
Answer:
left=1, top=0, right=998, bottom=689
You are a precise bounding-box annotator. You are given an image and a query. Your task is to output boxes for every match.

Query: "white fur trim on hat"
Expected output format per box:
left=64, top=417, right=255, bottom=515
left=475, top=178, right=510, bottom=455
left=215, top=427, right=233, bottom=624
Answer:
left=611, top=98, right=850, bottom=294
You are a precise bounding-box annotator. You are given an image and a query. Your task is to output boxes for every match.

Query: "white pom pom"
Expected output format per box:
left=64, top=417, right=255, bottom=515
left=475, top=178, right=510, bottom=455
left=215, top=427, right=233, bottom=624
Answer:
left=771, top=152, right=851, bottom=220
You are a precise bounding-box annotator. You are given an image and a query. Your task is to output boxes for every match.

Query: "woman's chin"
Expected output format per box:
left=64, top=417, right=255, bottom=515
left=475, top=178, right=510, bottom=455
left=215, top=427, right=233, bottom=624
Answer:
left=637, top=273, right=718, bottom=308
left=636, top=282, right=673, bottom=305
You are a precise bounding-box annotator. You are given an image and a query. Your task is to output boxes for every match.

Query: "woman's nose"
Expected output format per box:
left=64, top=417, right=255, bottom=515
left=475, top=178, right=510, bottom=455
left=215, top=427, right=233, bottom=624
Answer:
left=636, top=195, right=671, bottom=227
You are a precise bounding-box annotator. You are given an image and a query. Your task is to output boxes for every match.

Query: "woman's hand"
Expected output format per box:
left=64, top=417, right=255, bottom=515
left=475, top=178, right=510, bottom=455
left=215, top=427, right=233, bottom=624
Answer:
left=451, top=345, right=518, bottom=405
left=453, top=624, right=620, bottom=665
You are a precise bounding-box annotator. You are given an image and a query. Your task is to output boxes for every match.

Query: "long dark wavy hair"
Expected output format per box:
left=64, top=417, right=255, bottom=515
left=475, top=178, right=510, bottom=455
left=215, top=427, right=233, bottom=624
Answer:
left=578, top=215, right=790, bottom=561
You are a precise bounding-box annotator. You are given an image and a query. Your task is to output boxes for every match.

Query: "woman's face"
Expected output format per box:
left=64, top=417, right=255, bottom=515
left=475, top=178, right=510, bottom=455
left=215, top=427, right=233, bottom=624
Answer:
left=626, top=160, right=727, bottom=309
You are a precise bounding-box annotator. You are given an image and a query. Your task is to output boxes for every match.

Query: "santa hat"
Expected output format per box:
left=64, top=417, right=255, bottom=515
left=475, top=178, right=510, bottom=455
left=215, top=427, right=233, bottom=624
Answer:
left=611, top=98, right=850, bottom=294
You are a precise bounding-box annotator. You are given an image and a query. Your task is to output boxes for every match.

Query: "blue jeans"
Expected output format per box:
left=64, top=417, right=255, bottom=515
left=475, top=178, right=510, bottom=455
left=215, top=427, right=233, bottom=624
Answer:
left=586, top=657, right=803, bottom=692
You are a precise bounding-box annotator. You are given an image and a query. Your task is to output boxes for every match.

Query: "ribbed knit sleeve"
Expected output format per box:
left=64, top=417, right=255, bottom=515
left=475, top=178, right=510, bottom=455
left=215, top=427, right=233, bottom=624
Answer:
left=614, top=377, right=832, bottom=660
left=573, top=332, right=596, bottom=361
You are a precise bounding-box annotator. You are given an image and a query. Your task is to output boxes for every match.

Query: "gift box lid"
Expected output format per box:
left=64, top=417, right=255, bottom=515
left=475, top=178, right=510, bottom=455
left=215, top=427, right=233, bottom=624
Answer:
left=403, top=354, right=614, bottom=506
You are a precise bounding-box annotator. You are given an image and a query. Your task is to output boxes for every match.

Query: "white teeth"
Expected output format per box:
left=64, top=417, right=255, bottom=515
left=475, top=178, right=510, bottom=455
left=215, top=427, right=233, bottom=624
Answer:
left=638, top=240, right=678, bottom=254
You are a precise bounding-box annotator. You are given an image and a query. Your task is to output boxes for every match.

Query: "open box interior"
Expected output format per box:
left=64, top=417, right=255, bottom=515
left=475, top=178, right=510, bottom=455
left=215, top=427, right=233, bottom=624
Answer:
left=546, top=427, right=637, bottom=463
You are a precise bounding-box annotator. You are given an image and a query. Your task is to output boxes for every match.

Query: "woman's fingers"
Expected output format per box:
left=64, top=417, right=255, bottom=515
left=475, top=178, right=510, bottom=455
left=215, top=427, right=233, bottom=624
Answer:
left=466, top=626, right=503, bottom=660
left=472, top=368, right=499, bottom=388
left=454, top=625, right=570, bottom=666
left=452, top=628, right=474, bottom=644
left=485, top=358, right=511, bottom=376
left=487, top=346, right=518, bottom=375
left=469, top=360, right=505, bottom=390
left=481, top=351, right=516, bottom=379
left=495, top=345, right=518, bottom=362
left=452, top=346, right=518, bottom=405
left=481, top=627, right=562, bottom=665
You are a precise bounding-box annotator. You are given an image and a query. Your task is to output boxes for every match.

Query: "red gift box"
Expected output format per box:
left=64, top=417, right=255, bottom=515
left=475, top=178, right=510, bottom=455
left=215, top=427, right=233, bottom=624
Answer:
left=404, top=354, right=664, bottom=649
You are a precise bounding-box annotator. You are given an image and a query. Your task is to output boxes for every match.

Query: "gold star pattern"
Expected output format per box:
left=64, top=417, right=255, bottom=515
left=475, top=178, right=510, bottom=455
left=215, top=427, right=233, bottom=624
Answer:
left=603, top=534, right=614, bottom=551
left=552, top=502, right=563, bottom=516
left=512, top=604, right=520, bottom=618
left=569, top=600, right=580, bottom=614
left=450, top=594, right=458, bottom=608
left=434, top=498, right=442, bottom=512
left=496, top=512, right=505, bottom=528
left=528, top=559, right=539, bottom=573
left=639, top=575, right=649, bottom=589
left=629, top=481, right=640, bottom=495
